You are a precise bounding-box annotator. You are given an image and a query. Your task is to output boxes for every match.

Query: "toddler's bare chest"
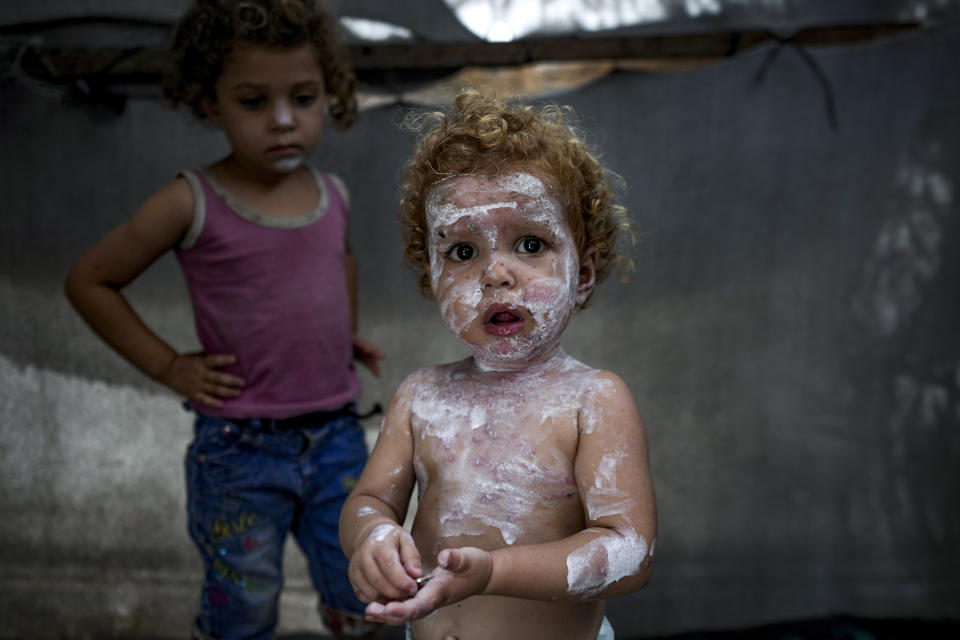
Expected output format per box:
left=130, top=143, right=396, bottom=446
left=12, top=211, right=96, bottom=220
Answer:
left=411, top=396, right=583, bottom=542
left=410, top=394, right=579, bottom=472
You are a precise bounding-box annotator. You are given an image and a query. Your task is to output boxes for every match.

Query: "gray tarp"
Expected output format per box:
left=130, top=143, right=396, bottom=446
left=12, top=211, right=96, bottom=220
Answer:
left=0, top=2, right=957, bottom=638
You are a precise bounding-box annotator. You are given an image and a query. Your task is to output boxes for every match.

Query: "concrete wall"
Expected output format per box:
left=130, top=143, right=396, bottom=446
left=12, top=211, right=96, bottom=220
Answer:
left=1, top=25, right=959, bottom=639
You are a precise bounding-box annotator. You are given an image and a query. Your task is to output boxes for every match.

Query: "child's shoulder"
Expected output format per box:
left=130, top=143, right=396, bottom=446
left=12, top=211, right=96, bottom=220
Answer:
left=576, top=369, right=643, bottom=438
left=552, top=353, right=627, bottom=393
left=552, top=353, right=639, bottom=420
left=128, top=174, right=196, bottom=237
left=388, top=361, right=466, bottom=417
left=154, top=173, right=196, bottom=207
left=304, top=166, right=350, bottom=208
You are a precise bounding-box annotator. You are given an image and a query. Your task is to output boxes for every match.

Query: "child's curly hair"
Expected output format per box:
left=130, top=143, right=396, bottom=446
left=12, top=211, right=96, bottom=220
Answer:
left=398, top=88, right=635, bottom=307
left=162, top=0, right=356, bottom=128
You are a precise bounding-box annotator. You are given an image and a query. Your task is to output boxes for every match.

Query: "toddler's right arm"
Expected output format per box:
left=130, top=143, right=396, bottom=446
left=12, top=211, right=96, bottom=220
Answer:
left=340, top=375, right=423, bottom=605
left=64, top=177, right=244, bottom=407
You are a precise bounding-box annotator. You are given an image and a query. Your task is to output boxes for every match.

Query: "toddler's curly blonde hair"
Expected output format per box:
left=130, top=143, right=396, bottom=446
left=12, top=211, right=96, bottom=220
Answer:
left=162, top=0, right=356, bottom=128
left=398, top=88, right=635, bottom=306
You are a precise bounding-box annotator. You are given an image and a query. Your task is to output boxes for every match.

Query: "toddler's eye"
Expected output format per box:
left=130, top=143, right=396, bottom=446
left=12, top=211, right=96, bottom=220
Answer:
left=517, top=236, right=544, bottom=255
left=295, top=93, right=317, bottom=106
left=240, top=96, right=265, bottom=110
left=449, top=243, right=477, bottom=262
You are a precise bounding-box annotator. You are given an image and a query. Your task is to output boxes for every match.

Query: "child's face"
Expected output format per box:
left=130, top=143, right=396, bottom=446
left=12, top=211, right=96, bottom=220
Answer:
left=205, top=43, right=325, bottom=176
left=426, top=171, right=595, bottom=370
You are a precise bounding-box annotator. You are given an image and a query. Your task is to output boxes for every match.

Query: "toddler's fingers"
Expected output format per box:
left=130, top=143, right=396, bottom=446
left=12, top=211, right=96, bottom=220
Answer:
left=378, top=552, right=418, bottom=597
left=365, top=599, right=420, bottom=625
left=361, top=552, right=415, bottom=600
left=398, top=535, right=422, bottom=578
left=348, top=565, right=378, bottom=604
left=364, top=601, right=386, bottom=621
left=351, top=555, right=403, bottom=604
left=438, top=547, right=485, bottom=575
left=379, top=592, right=440, bottom=624
left=437, top=548, right=462, bottom=572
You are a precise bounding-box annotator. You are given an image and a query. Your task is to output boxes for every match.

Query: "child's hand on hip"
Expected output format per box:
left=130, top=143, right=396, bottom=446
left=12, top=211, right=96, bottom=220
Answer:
left=352, top=338, right=385, bottom=377
left=349, top=523, right=422, bottom=605
left=157, top=352, right=244, bottom=408
left=363, top=547, right=493, bottom=624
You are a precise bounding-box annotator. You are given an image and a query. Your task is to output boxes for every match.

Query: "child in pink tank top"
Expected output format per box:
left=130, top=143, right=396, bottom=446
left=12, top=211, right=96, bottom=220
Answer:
left=65, top=1, right=382, bottom=638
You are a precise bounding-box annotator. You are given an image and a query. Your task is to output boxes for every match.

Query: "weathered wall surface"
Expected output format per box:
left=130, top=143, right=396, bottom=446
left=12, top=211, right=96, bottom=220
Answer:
left=1, top=24, right=958, bottom=639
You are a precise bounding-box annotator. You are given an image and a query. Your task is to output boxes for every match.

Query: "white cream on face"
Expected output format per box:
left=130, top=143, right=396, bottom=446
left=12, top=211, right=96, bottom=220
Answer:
left=270, top=100, right=305, bottom=172
left=273, top=99, right=294, bottom=127
left=273, top=155, right=304, bottom=172
left=425, top=172, right=582, bottom=370
left=425, top=194, right=512, bottom=335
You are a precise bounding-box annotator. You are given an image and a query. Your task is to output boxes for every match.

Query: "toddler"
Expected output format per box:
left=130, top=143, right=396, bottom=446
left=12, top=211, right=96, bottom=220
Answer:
left=339, top=89, right=656, bottom=640
left=65, top=1, right=382, bottom=637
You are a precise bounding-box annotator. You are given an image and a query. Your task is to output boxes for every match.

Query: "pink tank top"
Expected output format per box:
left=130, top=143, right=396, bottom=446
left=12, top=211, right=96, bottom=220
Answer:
left=175, top=167, right=360, bottom=419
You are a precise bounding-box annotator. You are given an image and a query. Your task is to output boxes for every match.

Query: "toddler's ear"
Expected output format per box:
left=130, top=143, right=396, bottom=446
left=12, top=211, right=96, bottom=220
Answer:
left=203, top=97, right=221, bottom=124
left=575, top=247, right=598, bottom=306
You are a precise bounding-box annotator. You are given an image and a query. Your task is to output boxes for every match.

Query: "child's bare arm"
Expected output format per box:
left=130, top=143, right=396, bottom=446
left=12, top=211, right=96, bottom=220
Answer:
left=340, top=374, right=423, bottom=603
left=345, top=244, right=384, bottom=376
left=64, top=178, right=244, bottom=407
left=365, top=371, right=656, bottom=624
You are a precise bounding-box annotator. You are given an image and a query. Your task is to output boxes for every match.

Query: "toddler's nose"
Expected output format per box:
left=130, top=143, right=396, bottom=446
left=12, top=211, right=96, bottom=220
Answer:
left=270, top=100, right=295, bottom=130
left=480, top=257, right=515, bottom=289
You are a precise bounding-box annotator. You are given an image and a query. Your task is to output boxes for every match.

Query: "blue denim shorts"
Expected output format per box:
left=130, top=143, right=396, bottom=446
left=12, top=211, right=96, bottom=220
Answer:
left=185, top=406, right=375, bottom=639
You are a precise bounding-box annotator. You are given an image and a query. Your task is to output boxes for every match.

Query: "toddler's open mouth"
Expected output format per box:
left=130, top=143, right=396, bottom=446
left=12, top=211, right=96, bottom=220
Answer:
left=482, top=305, right=526, bottom=337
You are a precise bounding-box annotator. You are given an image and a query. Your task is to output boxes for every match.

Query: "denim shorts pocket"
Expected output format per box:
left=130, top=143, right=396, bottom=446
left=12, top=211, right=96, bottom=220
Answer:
left=188, top=418, right=250, bottom=462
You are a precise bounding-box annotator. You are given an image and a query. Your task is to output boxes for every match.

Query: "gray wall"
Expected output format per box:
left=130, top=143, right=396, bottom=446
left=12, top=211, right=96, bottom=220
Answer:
left=2, top=24, right=959, bottom=639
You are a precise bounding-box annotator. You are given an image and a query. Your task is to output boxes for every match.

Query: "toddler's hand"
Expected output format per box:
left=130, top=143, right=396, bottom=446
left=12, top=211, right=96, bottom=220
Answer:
left=363, top=547, right=493, bottom=625
left=349, top=523, right=423, bottom=604
left=353, top=338, right=384, bottom=377
left=157, top=352, right=244, bottom=408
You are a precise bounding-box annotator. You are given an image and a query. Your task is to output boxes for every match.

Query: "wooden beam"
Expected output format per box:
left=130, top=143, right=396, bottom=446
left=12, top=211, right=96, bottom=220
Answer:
left=351, top=24, right=918, bottom=68
left=4, top=24, right=919, bottom=84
